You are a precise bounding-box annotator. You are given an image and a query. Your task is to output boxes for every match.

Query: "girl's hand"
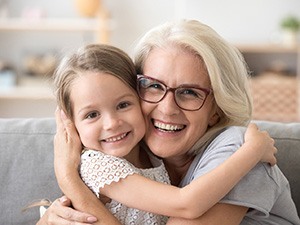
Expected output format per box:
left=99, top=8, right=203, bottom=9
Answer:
left=244, top=123, right=277, bottom=166
left=37, top=196, right=97, bottom=225
left=54, top=108, right=82, bottom=184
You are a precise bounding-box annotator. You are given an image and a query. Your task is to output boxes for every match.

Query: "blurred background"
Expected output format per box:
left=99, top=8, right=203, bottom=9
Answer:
left=0, top=0, right=299, bottom=121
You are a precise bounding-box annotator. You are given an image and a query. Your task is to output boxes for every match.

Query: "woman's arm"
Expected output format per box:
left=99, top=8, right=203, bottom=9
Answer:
left=100, top=123, right=276, bottom=219
left=53, top=109, right=121, bottom=225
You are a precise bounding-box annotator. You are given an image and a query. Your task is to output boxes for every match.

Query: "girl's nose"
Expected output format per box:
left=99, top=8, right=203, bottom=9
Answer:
left=102, top=113, right=121, bottom=130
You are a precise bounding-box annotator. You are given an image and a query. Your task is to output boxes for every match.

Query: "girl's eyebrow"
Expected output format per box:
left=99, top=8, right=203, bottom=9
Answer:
left=77, top=104, right=95, bottom=116
left=77, top=92, right=137, bottom=115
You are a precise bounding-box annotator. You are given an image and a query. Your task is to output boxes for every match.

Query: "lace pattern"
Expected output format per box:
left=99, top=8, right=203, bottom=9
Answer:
left=80, top=149, right=170, bottom=225
left=80, top=150, right=138, bottom=197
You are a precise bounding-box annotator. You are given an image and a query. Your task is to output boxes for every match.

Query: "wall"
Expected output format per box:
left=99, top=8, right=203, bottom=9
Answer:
left=1, top=0, right=299, bottom=56
left=0, top=0, right=299, bottom=117
left=106, top=0, right=300, bottom=55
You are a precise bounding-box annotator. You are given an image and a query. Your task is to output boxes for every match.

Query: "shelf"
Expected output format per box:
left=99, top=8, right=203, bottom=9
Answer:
left=0, top=18, right=104, bottom=32
left=0, top=76, right=54, bottom=100
left=0, top=86, right=54, bottom=100
left=234, top=43, right=300, bottom=77
left=236, top=43, right=300, bottom=53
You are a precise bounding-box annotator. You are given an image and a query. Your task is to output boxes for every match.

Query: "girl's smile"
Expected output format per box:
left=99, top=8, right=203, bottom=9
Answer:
left=70, top=72, right=146, bottom=159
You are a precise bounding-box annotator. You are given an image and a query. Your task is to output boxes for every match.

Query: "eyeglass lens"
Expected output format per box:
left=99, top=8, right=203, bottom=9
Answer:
left=137, top=76, right=210, bottom=111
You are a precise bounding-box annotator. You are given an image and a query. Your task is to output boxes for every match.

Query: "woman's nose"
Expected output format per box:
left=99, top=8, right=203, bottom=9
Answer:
left=157, top=92, right=181, bottom=115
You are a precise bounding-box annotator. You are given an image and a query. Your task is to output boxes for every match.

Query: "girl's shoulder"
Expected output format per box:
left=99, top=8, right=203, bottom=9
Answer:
left=81, top=149, right=138, bottom=172
left=80, top=149, right=138, bottom=197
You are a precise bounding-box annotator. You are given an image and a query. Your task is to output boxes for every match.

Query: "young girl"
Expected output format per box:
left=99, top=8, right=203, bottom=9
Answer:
left=53, top=44, right=276, bottom=224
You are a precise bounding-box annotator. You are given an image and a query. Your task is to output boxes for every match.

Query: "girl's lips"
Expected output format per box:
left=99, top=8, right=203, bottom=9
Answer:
left=152, top=119, right=185, bottom=132
left=102, top=132, right=129, bottom=143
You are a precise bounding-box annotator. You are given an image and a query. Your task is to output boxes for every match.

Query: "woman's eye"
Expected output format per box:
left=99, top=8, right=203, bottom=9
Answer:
left=86, top=111, right=99, bottom=119
left=179, top=88, right=205, bottom=99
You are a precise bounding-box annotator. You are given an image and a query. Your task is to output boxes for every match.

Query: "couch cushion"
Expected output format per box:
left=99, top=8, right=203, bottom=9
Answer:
left=0, top=118, right=299, bottom=223
left=255, top=120, right=300, bottom=216
left=0, top=118, right=60, bottom=225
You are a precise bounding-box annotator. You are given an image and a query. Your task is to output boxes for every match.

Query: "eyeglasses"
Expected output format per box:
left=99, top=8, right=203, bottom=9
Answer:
left=137, top=75, right=212, bottom=111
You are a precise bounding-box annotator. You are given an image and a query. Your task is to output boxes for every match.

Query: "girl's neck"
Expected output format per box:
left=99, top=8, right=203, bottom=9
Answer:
left=163, top=154, right=195, bottom=186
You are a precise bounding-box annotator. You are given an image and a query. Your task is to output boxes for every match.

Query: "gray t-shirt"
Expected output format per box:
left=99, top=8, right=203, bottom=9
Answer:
left=180, top=126, right=300, bottom=225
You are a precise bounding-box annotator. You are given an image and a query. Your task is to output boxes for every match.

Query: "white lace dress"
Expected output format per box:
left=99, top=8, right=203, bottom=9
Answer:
left=80, top=149, right=170, bottom=225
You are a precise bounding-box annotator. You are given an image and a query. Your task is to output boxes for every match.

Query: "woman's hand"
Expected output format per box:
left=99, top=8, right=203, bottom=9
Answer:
left=244, top=123, right=277, bottom=166
left=37, top=196, right=97, bottom=225
left=54, top=109, right=82, bottom=183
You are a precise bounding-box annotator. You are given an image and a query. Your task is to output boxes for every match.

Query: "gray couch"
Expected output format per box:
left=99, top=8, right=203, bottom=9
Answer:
left=0, top=118, right=299, bottom=225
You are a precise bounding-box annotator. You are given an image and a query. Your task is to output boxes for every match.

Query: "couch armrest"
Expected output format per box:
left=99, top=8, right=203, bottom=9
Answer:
left=255, top=120, right=300, bottom=216
left=0, top=118, right=60, bottom=225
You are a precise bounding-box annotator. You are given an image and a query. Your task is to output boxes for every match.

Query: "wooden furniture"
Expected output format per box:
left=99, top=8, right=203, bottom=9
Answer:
left=236, top=43, right=300, bottom=76
left=237, top=43, right=300, bottom=122
left=250, top=73, right=300, bottom=122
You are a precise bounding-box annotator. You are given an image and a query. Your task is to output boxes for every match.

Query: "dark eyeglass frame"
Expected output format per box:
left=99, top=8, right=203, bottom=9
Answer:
left=137, top=74, right=213, bottom=111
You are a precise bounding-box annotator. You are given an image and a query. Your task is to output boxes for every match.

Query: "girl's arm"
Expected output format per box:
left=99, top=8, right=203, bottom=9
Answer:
left=100, top=123, right=276, bottom=219
left=166, top=203, right=248, bottom=225
left=56, top=105, right=276, bottom=220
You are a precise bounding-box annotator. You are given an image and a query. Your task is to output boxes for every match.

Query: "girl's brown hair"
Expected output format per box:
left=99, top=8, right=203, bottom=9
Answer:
left=54, top=44, right=137, bottom=118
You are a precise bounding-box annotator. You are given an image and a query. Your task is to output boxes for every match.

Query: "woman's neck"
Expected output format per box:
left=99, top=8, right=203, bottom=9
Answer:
left=163, top=154, right=195, bottom=186
left=124, top=144, right=152, bottom=169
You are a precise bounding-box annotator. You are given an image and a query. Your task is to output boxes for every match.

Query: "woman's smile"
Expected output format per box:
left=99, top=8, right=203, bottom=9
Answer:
left=152, top=119, right=185, bottom=132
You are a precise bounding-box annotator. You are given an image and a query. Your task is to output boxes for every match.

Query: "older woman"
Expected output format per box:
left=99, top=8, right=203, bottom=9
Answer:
left=38, top=20, right=299, bottom=225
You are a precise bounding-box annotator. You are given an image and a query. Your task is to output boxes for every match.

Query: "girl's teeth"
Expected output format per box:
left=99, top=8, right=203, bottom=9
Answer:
left=105, top=133, right=127, bottom=142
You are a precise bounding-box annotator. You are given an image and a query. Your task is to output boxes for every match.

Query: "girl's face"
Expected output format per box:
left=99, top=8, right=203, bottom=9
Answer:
left=141, top=46, right=219, bottom=159
left=70, top=72, right=145, bottom=158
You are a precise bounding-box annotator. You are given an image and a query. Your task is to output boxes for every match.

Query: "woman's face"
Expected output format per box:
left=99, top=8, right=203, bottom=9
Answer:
left=141, top=46, right=219, bottom=159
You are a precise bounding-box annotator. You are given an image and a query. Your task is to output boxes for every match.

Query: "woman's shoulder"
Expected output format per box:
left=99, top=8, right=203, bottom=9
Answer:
left=208, top=126, right=246, bottom=149
left=180, top=126, right=247, bottom=186
left=220, top=125, right=246, bottom=137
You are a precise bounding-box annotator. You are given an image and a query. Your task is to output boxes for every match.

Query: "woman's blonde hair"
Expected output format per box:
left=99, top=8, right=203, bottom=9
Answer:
left=134, top=20, right=252, bottom=152
left=53, top=44, right=137, bottom=119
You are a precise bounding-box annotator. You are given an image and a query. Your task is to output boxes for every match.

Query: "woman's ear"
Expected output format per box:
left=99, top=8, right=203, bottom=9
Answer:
left=208, top=111, right=220, bottom=127
left=208, top=103, right=221, bottom=127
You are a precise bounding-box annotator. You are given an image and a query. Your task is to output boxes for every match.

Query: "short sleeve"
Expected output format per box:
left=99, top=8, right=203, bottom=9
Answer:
left=182, top=126, right=291, bottom=219
left=80, top=149, right=137, bottom=198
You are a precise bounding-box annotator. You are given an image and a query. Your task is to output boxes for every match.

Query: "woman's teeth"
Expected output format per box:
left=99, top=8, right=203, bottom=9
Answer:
left=153, top=121, right=184, bottom=131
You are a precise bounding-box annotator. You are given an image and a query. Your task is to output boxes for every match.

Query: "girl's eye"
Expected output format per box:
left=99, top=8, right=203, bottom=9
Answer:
left=86, top=111, right=99, bottom=119
left=117, top=101, right=131, bottom=110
